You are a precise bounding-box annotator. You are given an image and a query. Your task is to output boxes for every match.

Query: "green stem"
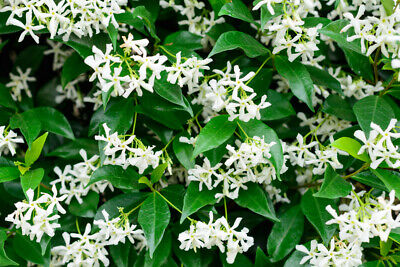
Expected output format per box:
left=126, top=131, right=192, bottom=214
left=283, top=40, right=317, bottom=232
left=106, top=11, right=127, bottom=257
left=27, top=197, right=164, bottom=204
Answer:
left=245, top=56, right=272, bottom=85
left=224, top=197, right=228, bottom=220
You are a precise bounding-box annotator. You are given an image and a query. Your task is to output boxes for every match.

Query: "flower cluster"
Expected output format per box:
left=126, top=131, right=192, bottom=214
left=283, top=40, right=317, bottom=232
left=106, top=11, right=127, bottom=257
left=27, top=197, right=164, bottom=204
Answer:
left=95, top=123, right=162, bottom=174
left=354, top=119, right=400, bottom=169
left=6, top=67, right=36, bottom=102
left=254, top=0, right=324, bottom=65
left=160, top=0, right=224, bottom=47
left=297, top=189, right=400, bottom=266
left=189, top=136, right=287, bottom=202
left=190, top=62, right=271, bottom=122
left=51, top=210, right=146, bottom=266
left=0, top=126, right=24, bottom=156
left=1, top=0, right=127, bottom=43
left=6, top=186, right=66, bottom=242
left=178, top=212, right=254, bottom=264
left=51, top=149, right=113, bottom=204
left=284, top=134, right=347, bottom=175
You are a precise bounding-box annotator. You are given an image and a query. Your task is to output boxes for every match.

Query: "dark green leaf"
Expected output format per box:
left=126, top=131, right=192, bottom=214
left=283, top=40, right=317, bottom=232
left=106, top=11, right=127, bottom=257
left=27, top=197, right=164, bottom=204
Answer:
left=173, top=132, right=195, bottom=170
left=47, top=138, right=98, bottom=160
left=88, top=165, right=140, bottom=190
left=110, top=242, right=131, bottom=267
left=353, top=95, right=395, bottom=136
left=274, top=56, right=314, bottom=111
left=13, top=46, right=47, bottom=73
left=301, top=189, right=337, bottom=244
left=352, top=171, right=387, bottom=192
left=192, top=115, right=237, bottom=158
left=313, top=165, right=352, bottom=199
left=209, top=31, right=270, bottom=58
left=235, top=183, right=278, bottom=222
left=181, top=182, right=218, bottom=223
left=260, top=90, right=295, bottom=120
left=138, top=192, right=171, bottom=257
left=0, top=167, right=20, bottom=183
left=107, top=23, right=118, bottom=50
left=12, top=233, right=47, bottom=265
left=267, top=205, right=304, bottom=262
left=208, top=0, right=230, bottom=13
left=305, top=65, right=342, bottom=95
left=371, top=169, right=400, bottom=199
left=164, top=31, right=203, bottom=51
left=0, top=230, right=17, bottom=266
left=0, top=83, right=17, bottom=110
left=219, top=0, right=254, bottom=23
left=342, top=48, right=374, bottom=82
left=61, top=52, right=90, bottom=87
left=144, top=231, right=172, bottom=266
left=323, top=95, right=356, bottom=121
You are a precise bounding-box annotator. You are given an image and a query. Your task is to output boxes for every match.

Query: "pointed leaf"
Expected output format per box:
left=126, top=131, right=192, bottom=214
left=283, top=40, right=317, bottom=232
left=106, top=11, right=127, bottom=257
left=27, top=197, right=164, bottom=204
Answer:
left=313, top=165, right=352, bottom=199
left=20, top=168, right=45, bottom=193
left=88, top=165, right=140, bottom=190
left=25, top=132, right=48, bottom=166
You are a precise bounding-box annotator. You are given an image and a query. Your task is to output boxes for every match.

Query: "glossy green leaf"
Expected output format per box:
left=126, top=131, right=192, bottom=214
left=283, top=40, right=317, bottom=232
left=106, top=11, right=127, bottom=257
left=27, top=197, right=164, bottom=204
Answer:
left=371, top=169, right=400, bottom=200
left=47, top=138, right=98, bottom=160
left=267, top=205, right=304, bottom=262
left=219, top=0, right=254, bottom=23
left=257, top=2, right=283, bottom=29
left=192, top=115, right=237, bottom=158
left=110, top=242, right=132, bottom=267
left=353, top=95, right=395, bottom=136
left=209, top=31, right=270, bottom=58
left=88, top=165, right=140, bottom=190
left=274, top=55, right=314, bottom=111
left=301, top=189, right=337, bottom=244
left=181, top=182, right=218, bottom=223
left=330, top=137, right=370, bottom=162
left=305, top=65, right=342, bottom=95
left=173, top=132, right=195, bottom=170
left=143, top=231, right=172, bottom=267
left=208, top=0, right=230, bottom=13
left=235, top=183, right=278, bottom=222
left=61, top=52, right=90, bottom=87
left=260, top=90, right=295, bottom=120
left=0, top=231, right=17, bottom=266
left=313, top=165, right=352, bottom=199
left=12, top=233, right=48, bottom=265
left=20, top=168, right=45, bottom=193
left=352, top=171, right=387, bottom=192
left=25, top=132, right=48, bottom=167
left=323, top=95, right=356, bottom=122
left=138, top=192, right=171, bottom=257
left=164, top=31, right=203, bottom=51
left=342, top=48, right=374, bottom=82
left=107, top=23, right=118, bottom=50
left=151, top=163, right=169, bottom=184
left=0, top=83, right=17, bottom=111
left=0, top=167, right=20, bottom=183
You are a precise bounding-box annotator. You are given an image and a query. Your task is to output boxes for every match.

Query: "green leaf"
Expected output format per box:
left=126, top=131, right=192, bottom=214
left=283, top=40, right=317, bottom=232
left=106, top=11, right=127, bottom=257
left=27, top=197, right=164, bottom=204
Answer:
left=209, top=31, right=270, bottom=58
left=208, top=0, right=230, bottom=13
left=219, top=0, right=254, bottom=23
left=54, top=33, right=109, bottom=58
left=0, top=12, right=20, bottom=35
left=110, top=242, right=131, bottom=267
left=181, top=182, right=219, bottom=223
left=353, top=95, right=395, bottom=136
left=313, top=165, right=352, bottom=199
left=25, top=132, right=48, bottom=167
left=0, top=83, right=17, bottom=110
left=89, top=97, right=135, bottom=136
left=192, top=115, right=237, bottom=158
left=172, top=132, right=195, bottom=170
left=318, top=20, right=363, bottom=54
left=10, top=107, right=74, bottom=146
left=61, top=52, right=90, bottom=87
left=352, top=171, right=387, bottom=192
left=382, top=0, right=395, bottom=15
left=173, top=244, right=214, bottom=267
left=342, top=48, right=374, bottom=82
left=151, top=163, right=169, bottom=184
left=260, top=90, right=295, bottom=120
left=301, top=189, right=337, bottom=244
left=13, top=45, right=47, bottom=73
left=274, top=56, right=314, bottom=111
left=88, top=165, right=140, bottom=190
left=267, top=205, right=304, bottom=262
left=255, top=247, right=269, bottom=267
left=0, top=167, right=20, bottom=183
left=107, top=23, right=118, bottom=50
left=153, top=72, right=193, bottom=116
left=284, top=244, right=312, bottom=267
left=138, top=192, right=171, bottom=257
left=164, top=31, right=203, bottom=51
left=380, top=239, right=392, bottom=257
left=20, top=168, right=45, bottom=193
left=144, top=231, right=172, bottom=267
left=238, top=119, right=284, bottom=177
left=235, top=183, right=278, bottom=222
left=331, top=137, right=370, bottom=162
left=115, top=7, right=158, bottom=40
left=371, top=169, right=400, bottom=200
left=257, top=2, right=283, bottom=29
left=12, top=233, right=48, bottom=265
left=94, top=192, right=149, bottom=224
left=305, top=65, right=342, bottom=95
left=0, top=231, right=17, bottom=266
left=68, top=191, right=99, bottom=218
left=323, top=95, right=356, bottom=122
left=47, top=138, right=98, bottom=160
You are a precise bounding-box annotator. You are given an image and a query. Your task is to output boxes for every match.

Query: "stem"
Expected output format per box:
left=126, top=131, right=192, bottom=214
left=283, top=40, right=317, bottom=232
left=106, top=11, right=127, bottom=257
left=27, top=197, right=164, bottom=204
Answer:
left=236, top=121, right=249, bottom=139
left=155, top=191, right=195, bottom=223
left=379, top=75, right=397, bottom=97
left=126, top=201, right=144, bottom=216
left=373, top=48, right=381, bottom=84
left=75, top=218, right=81, bottom=235
left=132, top=98, right=138, bottom=136
left=223, top=197, right=228, bottom=220
left=40, top=183, right=51, bottom=190
left=245, top=56, right=272, bottom=85
left=342, top=163, right=369, bottom=180
left=162, top=136, right=176, bottom=151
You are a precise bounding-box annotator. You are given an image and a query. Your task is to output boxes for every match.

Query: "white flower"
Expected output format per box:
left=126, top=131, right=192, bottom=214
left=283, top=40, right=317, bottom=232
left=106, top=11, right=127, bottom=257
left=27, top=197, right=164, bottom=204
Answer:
left=8, top=11, right=45, bottom=43
left=0, top=126, right=24, bottom=156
